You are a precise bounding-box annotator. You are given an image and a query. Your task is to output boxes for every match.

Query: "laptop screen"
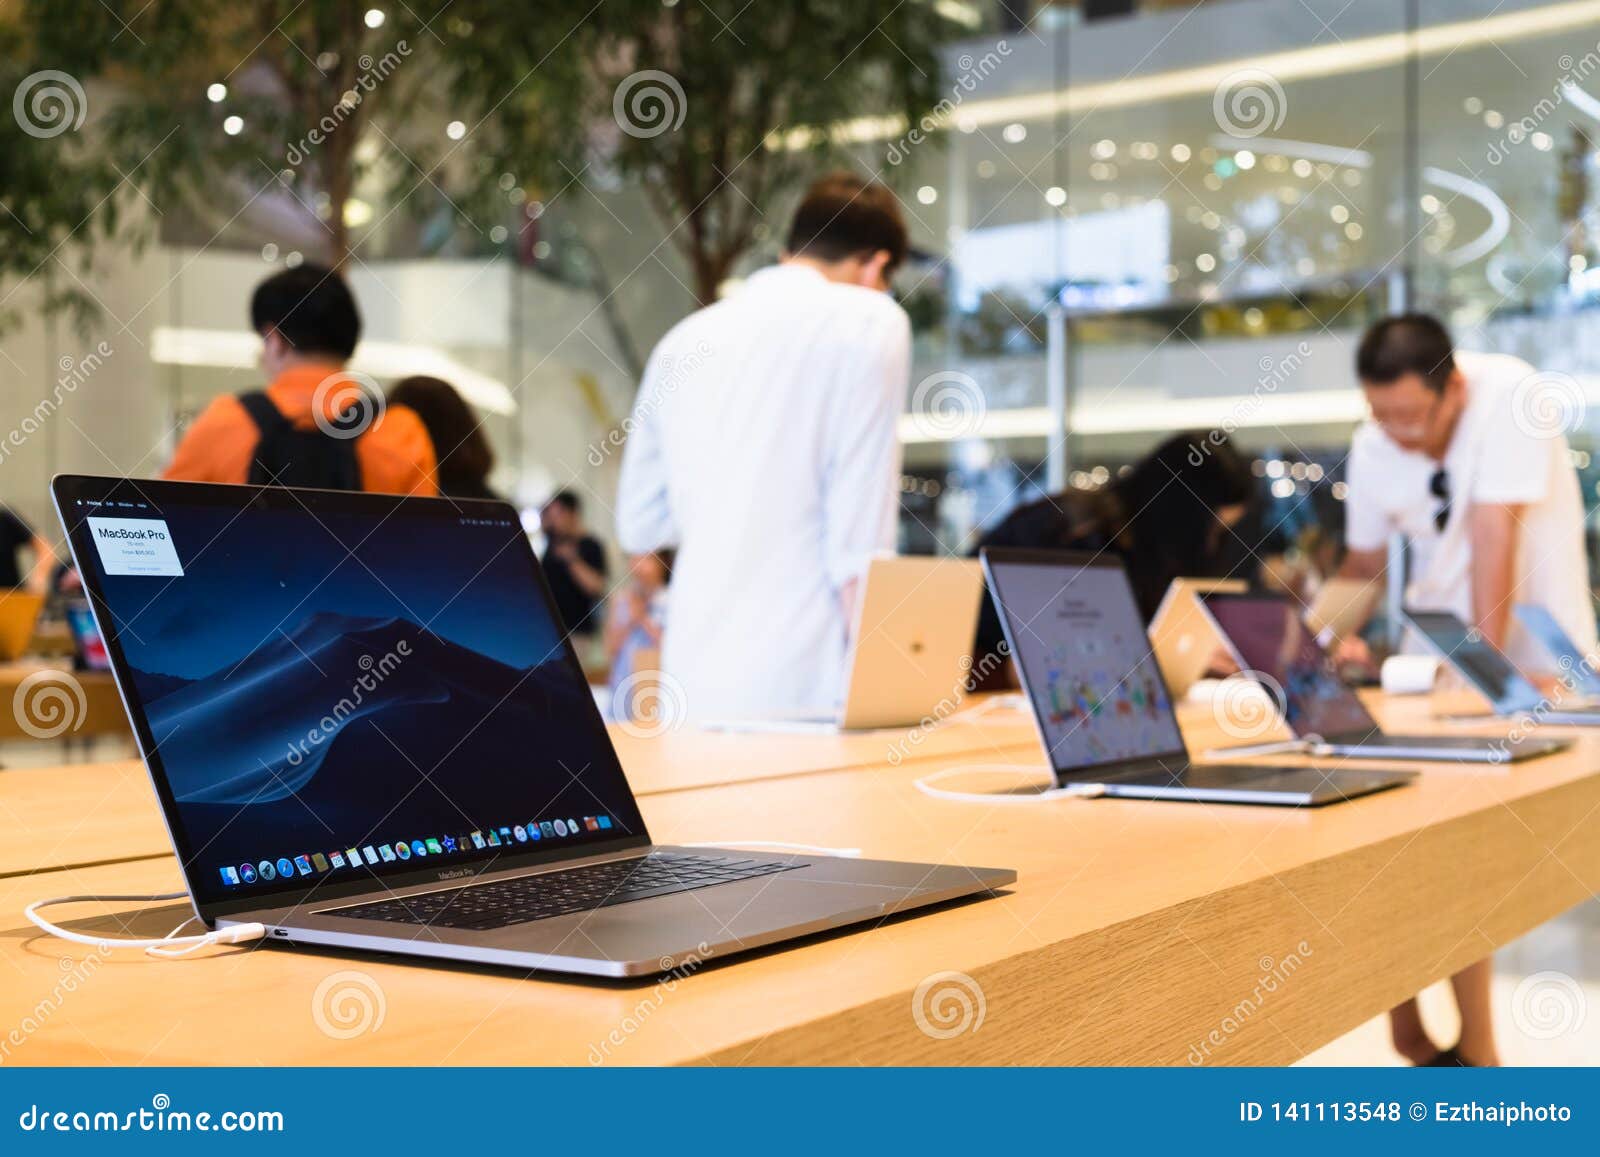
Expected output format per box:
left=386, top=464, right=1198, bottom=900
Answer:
left=56, top=478, right=647, bottom=912
left=982, top=552, right=1186, bottom=776
left=1404, top=610, right=1542, bottom=712
left=1513, top=604, right=1600, bottom=691
left=1201, top=594, right=1377, bottom=741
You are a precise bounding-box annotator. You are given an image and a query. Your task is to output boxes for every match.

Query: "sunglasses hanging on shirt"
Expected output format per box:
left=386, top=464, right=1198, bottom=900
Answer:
left=1429, top=467, right=1451, bottom=532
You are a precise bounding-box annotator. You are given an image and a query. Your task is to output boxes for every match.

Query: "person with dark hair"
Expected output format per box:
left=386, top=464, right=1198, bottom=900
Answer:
left=0, top=504, right=54, bottom=592
left=1335, top=314, right=1594, bottom=1070
left=616, top=171, right=911, bottom=720
left=164, top=263, right=436, bottom=496
left=782, top=171, right=909, bottom=279
left=971, top=432, right=1257, bottom=664
left=388, top=376, right=499, bottom=501
left=1341, top=314, right=1593, bottom=667
left=540, top=490, right=608, bottom=639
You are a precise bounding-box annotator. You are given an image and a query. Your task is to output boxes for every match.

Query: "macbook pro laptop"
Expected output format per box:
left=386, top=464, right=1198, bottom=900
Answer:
left=54, top=476, right=1013, bottom=978
left=1402, top=607, right=1600, bottom=725
left=0, top=589, right=44, bottom=660
left=1513, top=603, right=1600, bottom=697
left=979, top=548, right=1415, bottom=807
left=1149, top=576, right=1247, bottom=697
left=1202, top=592, right=1567, bottom=764
left=708, top=555, right=984, bottom=732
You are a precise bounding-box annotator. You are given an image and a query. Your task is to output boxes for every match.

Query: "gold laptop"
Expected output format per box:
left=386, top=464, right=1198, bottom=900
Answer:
left=1149, top=577, right=1246, bottom=696
left=0, top=590, right=45, bottom=661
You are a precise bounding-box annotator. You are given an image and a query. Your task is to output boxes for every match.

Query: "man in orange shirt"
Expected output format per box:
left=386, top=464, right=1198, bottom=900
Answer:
left=164, top=264, right=437, bottom=496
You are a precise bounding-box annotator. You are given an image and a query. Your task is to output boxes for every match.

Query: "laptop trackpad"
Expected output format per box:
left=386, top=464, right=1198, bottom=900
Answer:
left=490, top=873, right=895, bottom=960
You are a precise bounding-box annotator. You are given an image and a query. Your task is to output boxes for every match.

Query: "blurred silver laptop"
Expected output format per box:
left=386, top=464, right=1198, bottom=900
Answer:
left=1403, top=607, right=1600, bottom=725
left=981, top=548, right=1415, bottom=807
left=708, top=555, right=984, bottom=732
left=1149, top=576, right=1246, bottom=697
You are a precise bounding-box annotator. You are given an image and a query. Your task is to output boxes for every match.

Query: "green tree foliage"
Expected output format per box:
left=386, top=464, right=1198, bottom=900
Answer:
left=440, top=0, right=955, bottom=302
left=1, top=0, right=954, bottom=330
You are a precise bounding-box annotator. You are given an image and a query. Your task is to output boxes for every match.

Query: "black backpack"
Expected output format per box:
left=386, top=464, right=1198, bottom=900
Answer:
left=238, top=391, right=365, bottom=491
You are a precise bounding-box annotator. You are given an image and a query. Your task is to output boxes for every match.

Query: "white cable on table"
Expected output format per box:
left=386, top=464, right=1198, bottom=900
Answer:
left=913, top=764, right=1107, bottom=804
left=24, top=892, right=266, bottom=957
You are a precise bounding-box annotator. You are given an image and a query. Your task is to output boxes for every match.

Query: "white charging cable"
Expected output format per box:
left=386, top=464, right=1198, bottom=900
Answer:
left=683, top=840, right=863, bottom=858
left=913, top=764, right=1108, bottom=804
left=24, top=893, right=267, bottom=958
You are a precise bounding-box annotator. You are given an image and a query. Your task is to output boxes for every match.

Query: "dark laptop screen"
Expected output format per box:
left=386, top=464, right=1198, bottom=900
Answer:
left=1202, top=594, right=1377, bottom=740
left=57, top=480, right=646, bottom=910
left=983, top=554, right=1186, bottom=775
left=1405, top=610, right=1542, bottom=712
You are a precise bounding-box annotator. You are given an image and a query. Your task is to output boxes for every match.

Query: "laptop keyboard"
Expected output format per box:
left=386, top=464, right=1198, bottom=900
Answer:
left=323, top=852, right=805, bottom=932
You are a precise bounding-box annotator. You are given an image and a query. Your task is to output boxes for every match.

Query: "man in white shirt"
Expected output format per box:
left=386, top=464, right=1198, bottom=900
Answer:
left=1338, top=313, right=1597, bottom=1069
left=616, top=172, right=912, bottom=721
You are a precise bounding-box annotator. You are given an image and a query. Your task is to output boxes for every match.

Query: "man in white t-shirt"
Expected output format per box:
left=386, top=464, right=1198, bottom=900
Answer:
left=616, top=173, right=911, bottom=721
left=1337, top=313, right=1596, bottom=1069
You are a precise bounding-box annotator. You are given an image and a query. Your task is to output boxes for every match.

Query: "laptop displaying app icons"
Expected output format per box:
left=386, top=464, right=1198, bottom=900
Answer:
left=55, top=476, right=1013, bottom=979
left=1202, top=593, right=1566, bottom=764
left=980, top=548, right=1414, bottom=807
